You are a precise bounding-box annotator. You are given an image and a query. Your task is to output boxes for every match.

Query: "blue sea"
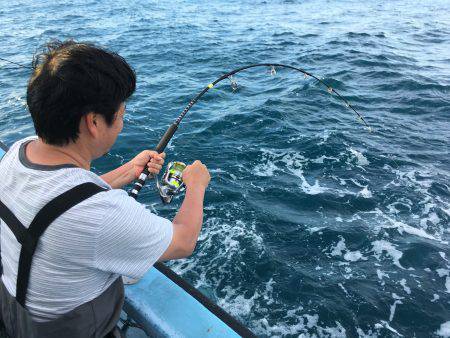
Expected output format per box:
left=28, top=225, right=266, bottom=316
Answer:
left=0, top=1, right=449, bottom=336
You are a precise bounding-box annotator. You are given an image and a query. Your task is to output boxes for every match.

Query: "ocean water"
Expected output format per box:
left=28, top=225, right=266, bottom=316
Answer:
left=0, top=1, right=449, bottom=337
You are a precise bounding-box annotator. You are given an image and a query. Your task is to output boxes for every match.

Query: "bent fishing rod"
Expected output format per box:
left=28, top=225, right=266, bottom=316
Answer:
left=0, top=57, right=371, bottom=199
left=128, top=63, right=371, bottom=199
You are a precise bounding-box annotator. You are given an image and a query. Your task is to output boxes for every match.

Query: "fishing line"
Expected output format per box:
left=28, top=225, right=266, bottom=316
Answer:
left=0, top=57, right=32, bottom=69
left=129, top=63, right=372, bottom=199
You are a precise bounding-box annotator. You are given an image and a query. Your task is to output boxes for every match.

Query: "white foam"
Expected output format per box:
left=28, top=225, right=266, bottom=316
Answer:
left=311, top=155, right=337, bottom=164
left=301, top=178, right=328, bottom=195
left=217, top=287, right=259, bottom=318
left=254, top=161, right=278, bottom=177
left=436, top=269, right=449, bottom=277
left=446, top=277, right=450, bottom=293
left=375, top=320, right=403, bottom=336
left=169, top=212, right=264, bottom=284
left=438, top=196, right=450, bottom=217
left=279, top=151, right=329, bottom=195
left=420, top=212, right=441, bottom=228
left=285, top=305, right=304, bottom=317
left=338, top=283, right=349, bottom=296
left=436, top=321, right=450, bottom=337
left=349, top=148, right=369, bottom=166
left=307, top=226, right=326, bottom=234
left=253, top=149, right=331, bottom=196
left=349, top=178, right=365, bottom=188
left=377, top=269, right=389, bottom=286
left=209, top=168, right=226, bottom=174
left=422, top=202, right=436, bottom=215
left=383, top=167, right=448, bottom=243
left=399, top=279, right=411, bottom=294
left=439, top=252, right=448, bottom=262
left=387, top=201, right=412, bottom=214
left=358, top=186, right=373, bottom=198
left=263, top=278, right=275, bottom=305
left=356, top=327, right=378, bottom=338
left=394, top=221, right=437, bottom=241
left=330, top=236, right=367, bottom=262
left=249, top=182, right=265, bottom=192
left=372, top=240, right=404, bottom=269
left=431, top=294, right=440, bottom=302
left=401, top=169, right=433, bottom=189
left=392, top=293, right=403, bottom=300
left=331, top=237, right=346, bottom=256
left=311, top=155, right=325, bottom=164
left=389, top=299, right=402, bottom=322
left=317, top=130, right=330, bottom=144
left=251, top=311, right=346, bottom=337
left=373, top=208, right=439, bottom=241
left=304, top=314, right=318, bottom=328
left=318, top=322, right=346, bottom=337
left=344, top=250, right=366, bottom=262
left=289, top=165, right=328, bottom=195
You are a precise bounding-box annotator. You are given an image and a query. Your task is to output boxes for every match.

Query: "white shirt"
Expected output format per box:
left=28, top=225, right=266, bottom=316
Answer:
left=0, top=137, right=173, bottom=321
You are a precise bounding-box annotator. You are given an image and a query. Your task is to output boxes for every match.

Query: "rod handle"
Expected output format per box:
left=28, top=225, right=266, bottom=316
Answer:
left=128, top=123, right=178, bottom=199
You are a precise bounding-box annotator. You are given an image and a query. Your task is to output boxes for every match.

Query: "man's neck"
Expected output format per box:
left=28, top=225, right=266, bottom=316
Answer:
left=26, top=138, right=92, bottom=170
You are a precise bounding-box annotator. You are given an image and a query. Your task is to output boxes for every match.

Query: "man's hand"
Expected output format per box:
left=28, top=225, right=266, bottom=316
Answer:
left=130, top=150, right=166, bottom=179
left=182, top=160, right=211, bottom=189
left=100, top=150, right=166, bottom=189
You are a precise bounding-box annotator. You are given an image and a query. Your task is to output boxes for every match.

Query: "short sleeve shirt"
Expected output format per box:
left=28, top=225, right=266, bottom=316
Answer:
left=0, top=137, right=173, bottom=321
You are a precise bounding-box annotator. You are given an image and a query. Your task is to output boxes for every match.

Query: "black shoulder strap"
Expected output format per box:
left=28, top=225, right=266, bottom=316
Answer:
left=0, top=202, right=34, bottom=253
left=0, top=140, right=7, bottom=152
left=0, top=182, right=107, bottom=307
left=0, top=140, right=8, bottom=163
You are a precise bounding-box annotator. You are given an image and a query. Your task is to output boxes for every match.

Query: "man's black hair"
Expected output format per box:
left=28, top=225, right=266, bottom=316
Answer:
left=27, top=40, right=136, bottom=146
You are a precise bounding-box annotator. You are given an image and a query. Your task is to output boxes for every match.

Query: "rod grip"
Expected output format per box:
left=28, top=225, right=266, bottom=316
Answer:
left=128, top=123, right=178, bottom=199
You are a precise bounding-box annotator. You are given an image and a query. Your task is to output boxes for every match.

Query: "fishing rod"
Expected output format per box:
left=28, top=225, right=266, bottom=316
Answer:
left=128, top=63, right=372, bottom=199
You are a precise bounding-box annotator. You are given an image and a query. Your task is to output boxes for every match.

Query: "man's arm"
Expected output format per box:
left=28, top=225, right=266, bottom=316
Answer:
left=100, top=161, right=134, bottom=189
left=100, top=151, right=165, bottom=189
left=158, top=161, right=210, bottom=261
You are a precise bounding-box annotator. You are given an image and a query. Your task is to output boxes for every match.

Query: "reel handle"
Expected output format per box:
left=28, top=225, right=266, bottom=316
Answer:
left=128, top=123, right=178, bottom=199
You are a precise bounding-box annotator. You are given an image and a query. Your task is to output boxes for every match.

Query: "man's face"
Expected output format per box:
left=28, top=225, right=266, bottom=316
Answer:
left=93, top=103, right=125, bottom=158
left=107, top=103, right=125, bottom=148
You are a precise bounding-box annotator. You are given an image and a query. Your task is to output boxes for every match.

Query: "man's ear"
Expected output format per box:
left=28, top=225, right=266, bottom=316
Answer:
left=84, top=112, right=99, bottom=137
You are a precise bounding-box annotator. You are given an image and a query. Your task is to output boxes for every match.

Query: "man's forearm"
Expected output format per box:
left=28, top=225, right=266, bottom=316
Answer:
left=100, top=162, right=134, bottom=189
left=172, top=185, right=206, bottom=249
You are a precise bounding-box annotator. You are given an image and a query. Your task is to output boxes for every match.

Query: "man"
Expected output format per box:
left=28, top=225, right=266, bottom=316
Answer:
left=0, top=40, right=210, bottom=337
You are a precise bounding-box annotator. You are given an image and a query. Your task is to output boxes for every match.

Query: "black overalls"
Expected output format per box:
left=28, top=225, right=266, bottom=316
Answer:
left=0, top=182, right=124, bottom=338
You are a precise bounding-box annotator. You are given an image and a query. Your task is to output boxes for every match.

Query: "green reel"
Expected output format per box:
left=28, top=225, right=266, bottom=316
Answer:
left=156, top=161, right=187, bottom=204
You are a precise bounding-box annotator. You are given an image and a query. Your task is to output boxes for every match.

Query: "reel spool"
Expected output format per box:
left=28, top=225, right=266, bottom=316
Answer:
left=156, top=161, right=187, bottom=204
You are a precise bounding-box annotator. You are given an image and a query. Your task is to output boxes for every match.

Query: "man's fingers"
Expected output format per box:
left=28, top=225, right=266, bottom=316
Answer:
left=147, top=161, right=163, bottom=175
left=152, top=152, right=165, bottom=161
left=145, top=151, right=165, bottom=164
left=142, top=150, right=165, bottom=159
left=147, top=162, right=162, bottom=170
left=150, top=157, right=164, bottom=164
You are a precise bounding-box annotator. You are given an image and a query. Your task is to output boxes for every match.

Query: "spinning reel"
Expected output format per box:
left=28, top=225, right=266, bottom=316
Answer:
left=156, top=161, right=187, bottom=204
